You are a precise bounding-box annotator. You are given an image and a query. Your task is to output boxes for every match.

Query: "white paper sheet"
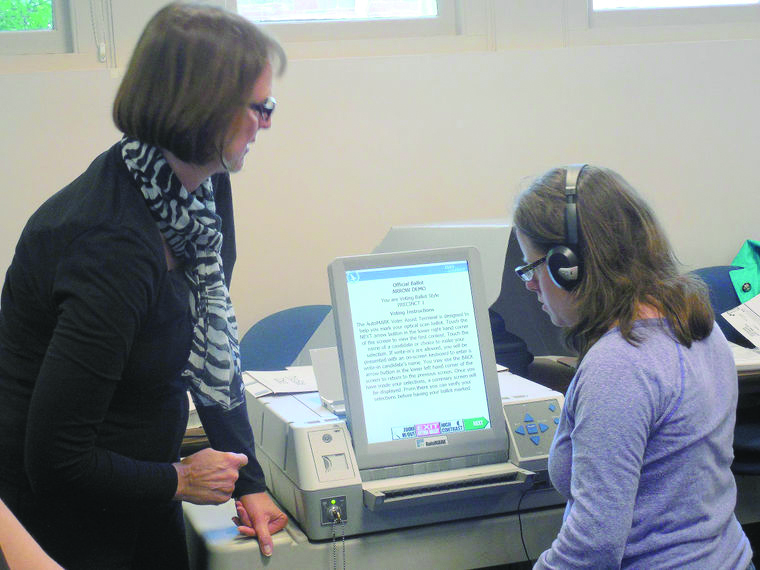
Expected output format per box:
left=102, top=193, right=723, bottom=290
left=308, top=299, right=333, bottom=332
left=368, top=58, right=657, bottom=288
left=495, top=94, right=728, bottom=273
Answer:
left=722, top=294, right=760, bottom=347
left=242, top=368, right=318, bottom=394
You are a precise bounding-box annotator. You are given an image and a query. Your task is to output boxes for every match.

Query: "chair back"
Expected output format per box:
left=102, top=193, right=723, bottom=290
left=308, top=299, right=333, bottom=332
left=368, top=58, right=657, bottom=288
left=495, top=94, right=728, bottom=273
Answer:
left=240, top=305, right=332, bottom=371
left=490, top=228, right=571, bottom=356
left=692, top=265, right=760, bottom=475
left=692, top=265, right=753, bottom=348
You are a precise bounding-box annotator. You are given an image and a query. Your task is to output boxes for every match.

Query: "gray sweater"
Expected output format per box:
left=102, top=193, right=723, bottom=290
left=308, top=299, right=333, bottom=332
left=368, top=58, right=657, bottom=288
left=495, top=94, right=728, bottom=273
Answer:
left=535, top=319, right=752, bottom=569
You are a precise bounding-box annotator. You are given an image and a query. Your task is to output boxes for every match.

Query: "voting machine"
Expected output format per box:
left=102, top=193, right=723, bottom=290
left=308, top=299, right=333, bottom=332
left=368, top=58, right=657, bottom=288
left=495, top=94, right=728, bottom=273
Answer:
left=245, top=247, right=566, bottom=540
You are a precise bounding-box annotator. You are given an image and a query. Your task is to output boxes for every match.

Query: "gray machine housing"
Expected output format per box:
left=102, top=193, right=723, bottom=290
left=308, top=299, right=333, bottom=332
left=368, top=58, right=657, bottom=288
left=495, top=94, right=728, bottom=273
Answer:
left=246, top=373, right=565, bottom=541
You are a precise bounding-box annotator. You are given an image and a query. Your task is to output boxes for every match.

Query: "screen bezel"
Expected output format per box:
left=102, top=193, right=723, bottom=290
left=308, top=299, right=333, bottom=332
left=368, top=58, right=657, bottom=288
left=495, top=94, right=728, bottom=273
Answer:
left=328, top=246, right=507, bottom=471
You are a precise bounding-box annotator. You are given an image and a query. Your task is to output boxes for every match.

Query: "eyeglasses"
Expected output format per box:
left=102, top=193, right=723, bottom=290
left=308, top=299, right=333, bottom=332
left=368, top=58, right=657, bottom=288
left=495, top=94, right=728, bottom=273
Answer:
left=515, top=256, right=546, bottom=282
left=249, top=96, right=276, bottom=121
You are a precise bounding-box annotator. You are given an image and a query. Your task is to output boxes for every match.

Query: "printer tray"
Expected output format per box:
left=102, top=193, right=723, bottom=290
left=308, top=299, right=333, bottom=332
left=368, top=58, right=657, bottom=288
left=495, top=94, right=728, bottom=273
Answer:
left=362, top=463, right=533, bottom=511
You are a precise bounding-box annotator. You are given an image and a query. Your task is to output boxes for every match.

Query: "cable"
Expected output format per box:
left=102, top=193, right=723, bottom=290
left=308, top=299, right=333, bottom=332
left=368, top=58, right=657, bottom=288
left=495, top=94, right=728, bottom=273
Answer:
left=330, top=507, right=346, bottom=570
left=517, top=486, right=532, bottom=563
left=89, top=0, right=107, bottom=63
left=340, top=516, right=346, bottom=570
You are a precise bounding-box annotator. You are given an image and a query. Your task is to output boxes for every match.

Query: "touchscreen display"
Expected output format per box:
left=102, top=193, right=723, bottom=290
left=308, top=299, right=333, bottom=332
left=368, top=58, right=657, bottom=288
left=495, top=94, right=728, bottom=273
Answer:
left=345, top=260, right=491, bottom=445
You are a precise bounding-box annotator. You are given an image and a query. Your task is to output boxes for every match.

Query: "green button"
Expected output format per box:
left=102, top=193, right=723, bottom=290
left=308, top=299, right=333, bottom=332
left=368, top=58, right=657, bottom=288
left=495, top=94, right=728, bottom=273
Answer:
left=463, top=417, right=489, bottom=431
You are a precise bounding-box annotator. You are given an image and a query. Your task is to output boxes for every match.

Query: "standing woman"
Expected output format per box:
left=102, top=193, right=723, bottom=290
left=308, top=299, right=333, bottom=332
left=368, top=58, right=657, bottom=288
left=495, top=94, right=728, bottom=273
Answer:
left=513, top=165, right=753, bottom=569
left=0, top=4, right=287, bottom=568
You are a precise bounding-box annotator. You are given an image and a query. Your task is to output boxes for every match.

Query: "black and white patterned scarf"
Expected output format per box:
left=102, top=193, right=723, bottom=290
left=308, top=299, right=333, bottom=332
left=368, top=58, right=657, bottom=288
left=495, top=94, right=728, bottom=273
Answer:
left=120, top=136, right=244, bottom=411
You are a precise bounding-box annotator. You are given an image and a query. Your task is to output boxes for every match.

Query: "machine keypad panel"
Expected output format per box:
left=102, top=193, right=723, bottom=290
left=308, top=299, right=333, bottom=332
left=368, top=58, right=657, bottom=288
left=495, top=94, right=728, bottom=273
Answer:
left=503, top=399, right=562, bottom=460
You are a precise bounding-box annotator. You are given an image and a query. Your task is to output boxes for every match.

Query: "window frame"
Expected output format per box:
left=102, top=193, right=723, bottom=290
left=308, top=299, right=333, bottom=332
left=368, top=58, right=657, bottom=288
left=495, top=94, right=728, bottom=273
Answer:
left=590, top=1, right=760, bottom=27
left=565, top=0, right=760, bottom=45
left=0, top=0, right=73, bottom=55
left=231, top=0, right=459, bottom=42
left=0, top=0, right=114, bottom=72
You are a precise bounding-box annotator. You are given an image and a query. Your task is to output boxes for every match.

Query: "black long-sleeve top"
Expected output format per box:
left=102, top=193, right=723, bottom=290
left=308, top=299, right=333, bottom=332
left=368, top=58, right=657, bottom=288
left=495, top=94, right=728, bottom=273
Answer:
left=0, top=143, right=265, bottom=512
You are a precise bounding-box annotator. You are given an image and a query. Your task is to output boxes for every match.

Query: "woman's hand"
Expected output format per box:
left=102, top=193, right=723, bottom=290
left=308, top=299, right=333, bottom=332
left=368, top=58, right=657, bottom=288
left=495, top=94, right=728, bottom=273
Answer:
left=173, top=447, right=248, bottom=505
left=232, top=493, right=288, bottom=557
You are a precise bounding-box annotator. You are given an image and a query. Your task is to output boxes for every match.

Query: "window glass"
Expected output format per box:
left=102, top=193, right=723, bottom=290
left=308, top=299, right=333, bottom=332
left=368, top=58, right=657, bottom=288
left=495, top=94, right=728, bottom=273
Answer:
left=0, top=0, right=75, bottom=57
left=0, top=0, right=54, bottom=31
left=577, top=0, right=760, bottom=46
left=594, top=0, right=758, bottom=9
left=237, top=0, right=438, bottom=22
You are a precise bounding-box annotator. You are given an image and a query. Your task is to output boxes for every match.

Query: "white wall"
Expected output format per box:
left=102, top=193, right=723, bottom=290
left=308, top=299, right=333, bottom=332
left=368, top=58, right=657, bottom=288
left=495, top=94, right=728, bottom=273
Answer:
left=1, top=1, right=759, bottom=336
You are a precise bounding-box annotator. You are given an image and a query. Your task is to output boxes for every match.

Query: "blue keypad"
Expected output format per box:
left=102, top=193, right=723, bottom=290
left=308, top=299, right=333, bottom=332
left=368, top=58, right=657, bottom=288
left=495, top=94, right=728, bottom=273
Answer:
left=506, top=399, right=562, bottom=457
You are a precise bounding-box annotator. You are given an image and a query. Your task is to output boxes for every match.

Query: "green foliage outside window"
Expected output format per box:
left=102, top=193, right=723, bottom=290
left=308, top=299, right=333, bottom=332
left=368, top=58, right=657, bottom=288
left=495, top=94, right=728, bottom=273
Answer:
left=0, top=0, right=53, bottom=32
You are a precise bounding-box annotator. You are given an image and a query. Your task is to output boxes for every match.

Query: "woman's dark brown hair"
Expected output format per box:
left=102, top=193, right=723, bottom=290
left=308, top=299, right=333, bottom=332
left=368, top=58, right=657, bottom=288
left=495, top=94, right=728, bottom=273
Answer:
left=514, top=166, right=714, bottom=360
left=113, top=3, right=286, bottom=165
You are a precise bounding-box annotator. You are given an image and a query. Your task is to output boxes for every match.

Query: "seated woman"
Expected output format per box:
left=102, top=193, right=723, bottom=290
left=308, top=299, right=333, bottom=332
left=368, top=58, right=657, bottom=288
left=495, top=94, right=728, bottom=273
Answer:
left=512, top=165, right=753, bottom=569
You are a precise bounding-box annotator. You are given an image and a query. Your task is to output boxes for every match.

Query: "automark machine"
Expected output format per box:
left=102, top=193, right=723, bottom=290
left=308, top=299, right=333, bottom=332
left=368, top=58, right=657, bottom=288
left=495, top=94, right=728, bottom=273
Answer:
left=245, top=369, right=564, bottom=541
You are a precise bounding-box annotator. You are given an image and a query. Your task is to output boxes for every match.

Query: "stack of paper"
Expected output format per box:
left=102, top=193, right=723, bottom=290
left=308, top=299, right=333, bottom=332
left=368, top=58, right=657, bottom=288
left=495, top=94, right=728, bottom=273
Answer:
left=243, top=366, right=319, bottom=398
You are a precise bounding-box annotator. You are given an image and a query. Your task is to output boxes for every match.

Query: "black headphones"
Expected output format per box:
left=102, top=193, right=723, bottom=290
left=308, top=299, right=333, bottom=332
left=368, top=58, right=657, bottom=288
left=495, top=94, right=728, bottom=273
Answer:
left=545, top=164, right=587, bottom=291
